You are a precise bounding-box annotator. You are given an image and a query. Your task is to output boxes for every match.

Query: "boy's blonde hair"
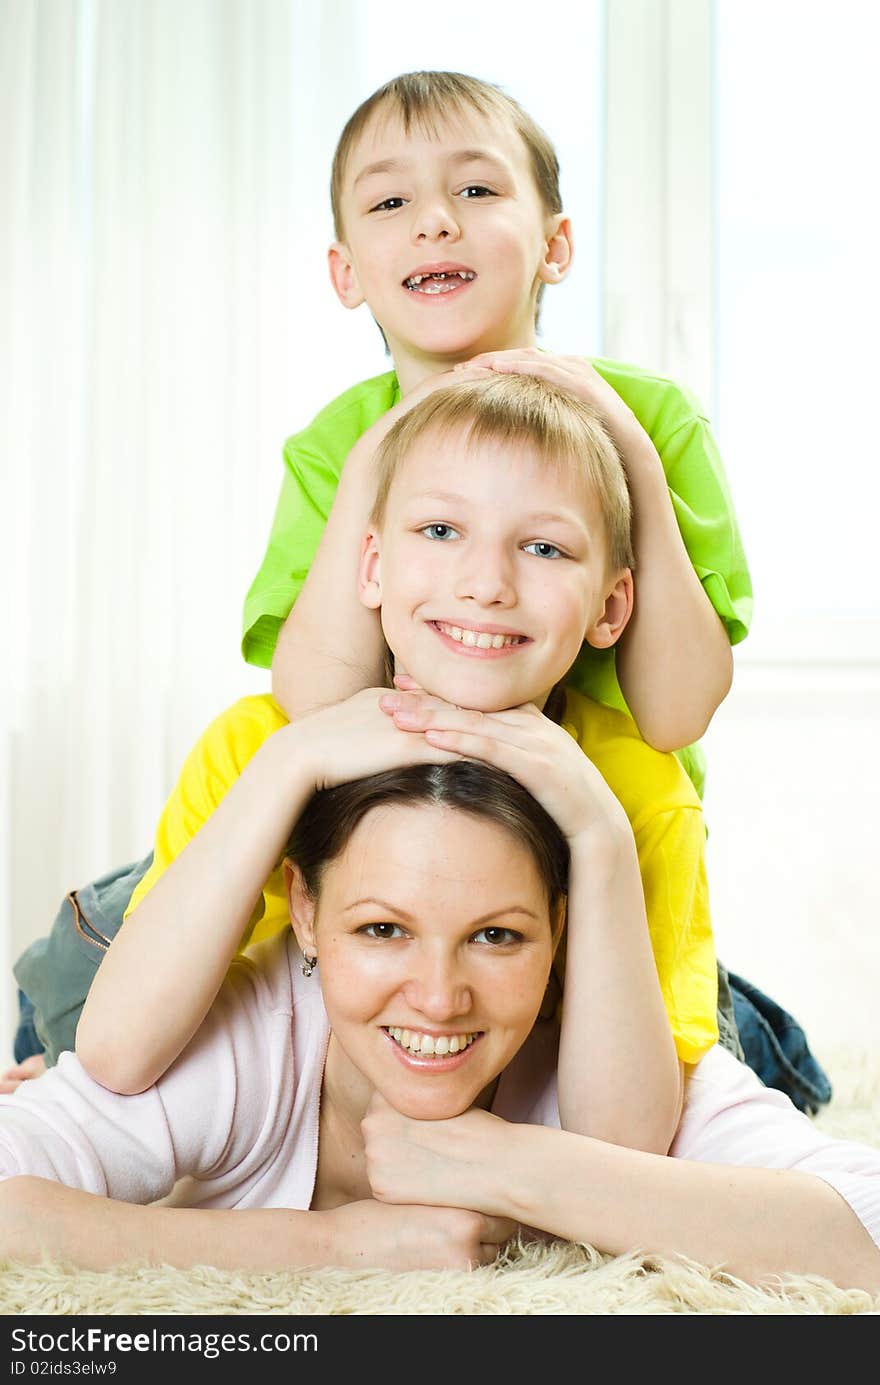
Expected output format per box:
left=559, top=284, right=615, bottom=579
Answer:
left=330, top=70, right=562, bottom=241
left=370, top=374, right=635, bottom=576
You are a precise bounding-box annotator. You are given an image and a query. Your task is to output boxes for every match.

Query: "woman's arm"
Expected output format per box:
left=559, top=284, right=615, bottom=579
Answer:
left=77, top=691, right=454, bottom=1095
left=362, top=1099, right=880, bottom=1294
left=380, top=692, right=682, bottom=1154
left=0, top=1178, right=513, bottom=1272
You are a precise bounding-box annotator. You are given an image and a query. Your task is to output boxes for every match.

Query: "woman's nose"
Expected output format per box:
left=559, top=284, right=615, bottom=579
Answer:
left=402, top=952, right=471, bottom=1022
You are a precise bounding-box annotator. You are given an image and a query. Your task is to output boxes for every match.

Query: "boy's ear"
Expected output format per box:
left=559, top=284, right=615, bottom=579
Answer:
left=584, top=568, right=634, bottom=649
left=283, top=859, right=317, bottom=957
left=358, top=529, right=383, bottom=610
left=328, top=242, right=366, bottom=310
left=538, top=214, right=574, bottom=286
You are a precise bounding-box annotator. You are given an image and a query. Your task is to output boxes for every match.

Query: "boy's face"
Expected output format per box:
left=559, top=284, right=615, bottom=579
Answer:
left=359, top=425, right=630, bottom=712
left=329, top=108, right=571, bottom=391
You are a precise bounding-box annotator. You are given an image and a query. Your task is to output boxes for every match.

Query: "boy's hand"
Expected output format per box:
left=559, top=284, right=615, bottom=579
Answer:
left=379, top=688, right=631, bottom=849
left=352, top=363, right=497, bottom=465
left=455, top=348, right=650, bottom=456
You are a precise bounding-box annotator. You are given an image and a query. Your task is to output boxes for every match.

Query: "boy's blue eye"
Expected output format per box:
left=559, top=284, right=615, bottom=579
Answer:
left=523, top=541, right=563, bottom=559
left=421, top=523, right=460, bottom=541
left=458, top=185, right=495, bottom=199
left=370, top=197, right=406, bottom=212
left=472, top=926, right=521, bottom=946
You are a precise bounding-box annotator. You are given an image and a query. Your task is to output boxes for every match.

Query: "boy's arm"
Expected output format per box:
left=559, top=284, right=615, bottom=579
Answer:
left=609, top=414, right=733, bottom=749
left=458, top=350, right=736, bottom=750
left=270, top=423, right=390, bottom=715
left=382, top=693, right=683, bottom=1154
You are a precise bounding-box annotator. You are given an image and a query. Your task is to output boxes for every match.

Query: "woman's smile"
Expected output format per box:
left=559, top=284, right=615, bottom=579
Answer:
left=304, top=801, right=555, bottom=1122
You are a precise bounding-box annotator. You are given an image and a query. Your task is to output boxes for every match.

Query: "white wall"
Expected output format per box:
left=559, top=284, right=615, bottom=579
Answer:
left=702, top=663, right=880, bottom=1055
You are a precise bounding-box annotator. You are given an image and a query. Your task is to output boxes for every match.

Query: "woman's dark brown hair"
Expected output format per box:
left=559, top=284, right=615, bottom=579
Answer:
left=286, top=761, right=570, bottom=909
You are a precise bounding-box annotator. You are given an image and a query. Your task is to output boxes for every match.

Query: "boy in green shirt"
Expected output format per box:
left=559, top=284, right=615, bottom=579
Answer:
left=245, top=70, right=752, bottom=797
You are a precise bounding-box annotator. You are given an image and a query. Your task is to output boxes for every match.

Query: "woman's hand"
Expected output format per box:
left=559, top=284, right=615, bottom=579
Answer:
left=325, top=1196, right=516, bottom=1271
left=362, top=1092, right=515, bottom=1219
left=378, top=685, right=631, bottom=849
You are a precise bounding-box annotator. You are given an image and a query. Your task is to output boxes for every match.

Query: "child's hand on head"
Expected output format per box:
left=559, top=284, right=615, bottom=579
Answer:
left=455, top=349, right=647, bottom=455
left=379, top=690, right=630, bottom=848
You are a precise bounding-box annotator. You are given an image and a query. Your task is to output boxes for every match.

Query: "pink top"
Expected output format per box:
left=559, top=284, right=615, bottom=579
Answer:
left=1, top=933, right=877, bottom=1249
left=0, top=933, right=560, bottom=1209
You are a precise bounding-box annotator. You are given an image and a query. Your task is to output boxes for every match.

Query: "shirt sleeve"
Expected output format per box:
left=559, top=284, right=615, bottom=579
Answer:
left=592, top=357, right=753, bottom=647
left=124, top=697, right=287, bottom=933
left=241, top=443, right=338, bottom=670
left=659, top=413, right=753, bottom=646
left=634, top=804, right=719, bottom=1064
left=0, top=955, right=283, bottom=1202
left=241, top=373, right=400, bottom=670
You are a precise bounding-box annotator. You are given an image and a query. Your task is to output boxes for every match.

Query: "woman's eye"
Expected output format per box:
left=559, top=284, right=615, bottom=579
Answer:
left=472, top=926, right=521, bottom=946
left=458, top=185, right=496, bottom=199
left=420, top=523, right=460, bottom=541
left=361, top=923, right=404, bottom=940
left=369, top=196, right=406, bottom=212
left=523, top=541, right=563, bottom=559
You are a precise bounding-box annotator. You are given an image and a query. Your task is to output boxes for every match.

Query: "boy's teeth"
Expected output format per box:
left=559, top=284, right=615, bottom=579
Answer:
left=405, top=270, right=475, bottom=291
left=386, top=1026, right=477, bottom=1057
left=437, top=622, right=521, bottom=649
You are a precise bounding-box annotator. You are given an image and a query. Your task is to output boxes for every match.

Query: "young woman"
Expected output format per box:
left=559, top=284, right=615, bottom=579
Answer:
left=0, top=722, right=878, bottom=1290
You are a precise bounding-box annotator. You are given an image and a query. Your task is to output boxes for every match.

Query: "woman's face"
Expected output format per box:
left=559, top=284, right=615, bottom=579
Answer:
left=303, top=801, right=557, bottom=1121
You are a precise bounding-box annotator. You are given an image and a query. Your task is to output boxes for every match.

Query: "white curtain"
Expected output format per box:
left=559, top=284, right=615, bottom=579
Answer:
left=0, top=0, right=383, bottom=1046
left=0, top=0, right=605, bottom=1056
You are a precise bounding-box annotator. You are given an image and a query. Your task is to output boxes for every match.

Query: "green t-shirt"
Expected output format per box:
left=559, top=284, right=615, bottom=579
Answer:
left=241, top=357, right=753, bottom=797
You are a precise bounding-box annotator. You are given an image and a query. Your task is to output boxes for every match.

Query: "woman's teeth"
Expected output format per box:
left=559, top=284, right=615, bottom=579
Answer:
left=385, top=1027, right=478, bottom=1057
left=436, top=622, right=522, bottom=649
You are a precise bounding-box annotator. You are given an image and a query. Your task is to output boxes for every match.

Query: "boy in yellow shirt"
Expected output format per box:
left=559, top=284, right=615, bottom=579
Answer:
left=77, top=374, right=707, bottom=1154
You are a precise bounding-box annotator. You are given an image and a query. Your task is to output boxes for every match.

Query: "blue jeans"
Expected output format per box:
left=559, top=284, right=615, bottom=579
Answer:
left=13, top=990, right=44, bottom=1064
left=727, top=970, right=832, bottom=1115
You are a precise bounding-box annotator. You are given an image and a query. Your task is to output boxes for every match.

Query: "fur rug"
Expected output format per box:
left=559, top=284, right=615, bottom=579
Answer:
left=2, top=1044, right=878, bottom=1317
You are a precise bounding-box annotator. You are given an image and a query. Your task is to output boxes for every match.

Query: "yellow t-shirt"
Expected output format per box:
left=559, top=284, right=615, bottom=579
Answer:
left=127, top=689, right=719, bottom=1064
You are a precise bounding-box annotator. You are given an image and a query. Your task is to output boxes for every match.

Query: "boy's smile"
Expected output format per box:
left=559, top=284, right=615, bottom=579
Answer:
left=403, top=262, right=476, bottom=297
left=328, top=110, right=571, bottom=393
left=359, top=425, right=624, bottom=712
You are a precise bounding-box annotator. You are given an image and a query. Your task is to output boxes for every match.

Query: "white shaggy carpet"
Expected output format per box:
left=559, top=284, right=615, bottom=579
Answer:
left=1, top=1044, right=878, bottom=1317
